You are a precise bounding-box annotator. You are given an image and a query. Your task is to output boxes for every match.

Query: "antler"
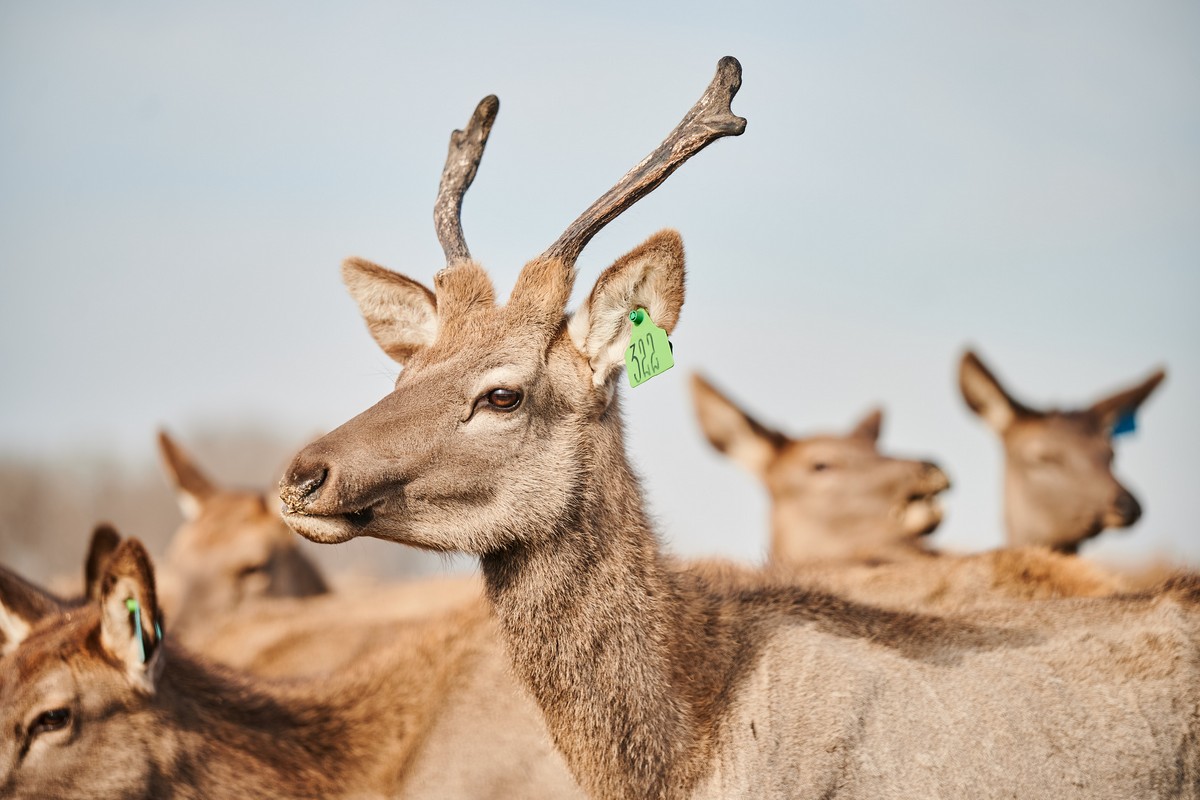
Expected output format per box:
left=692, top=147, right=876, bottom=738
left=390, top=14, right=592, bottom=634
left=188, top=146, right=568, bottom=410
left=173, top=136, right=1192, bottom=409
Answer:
left=433, top=95, right=499, bottom=265
left=541, top=56, right=746, bottom=266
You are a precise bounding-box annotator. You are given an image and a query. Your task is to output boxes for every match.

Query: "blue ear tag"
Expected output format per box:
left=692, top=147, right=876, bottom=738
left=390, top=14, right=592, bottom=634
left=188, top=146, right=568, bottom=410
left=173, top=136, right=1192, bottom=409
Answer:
left=1112, top=409, right=1137, bottom=438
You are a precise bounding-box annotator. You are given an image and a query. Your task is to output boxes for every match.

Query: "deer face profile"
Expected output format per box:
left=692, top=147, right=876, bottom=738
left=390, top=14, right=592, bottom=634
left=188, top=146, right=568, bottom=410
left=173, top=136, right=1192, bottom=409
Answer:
left=959, top=350, right=1164, bottom=552
left=691, top=373, right=949, bottom=564
left=280, top=60, right=745, bottom=559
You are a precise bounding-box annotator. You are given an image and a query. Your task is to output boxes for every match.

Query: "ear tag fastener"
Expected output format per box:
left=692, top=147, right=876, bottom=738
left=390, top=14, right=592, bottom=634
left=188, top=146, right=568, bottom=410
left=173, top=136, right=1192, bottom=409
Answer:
left=125, top=598, right=160, bottom=665
left=624, top=307, right=675, bottom=388
left=1112, top=409, right=1137, bottom=438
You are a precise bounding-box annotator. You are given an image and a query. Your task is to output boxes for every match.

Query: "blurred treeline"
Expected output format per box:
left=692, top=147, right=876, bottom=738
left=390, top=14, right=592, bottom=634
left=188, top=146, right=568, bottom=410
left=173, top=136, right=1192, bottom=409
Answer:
left=0, top=424, right=457, bottom=590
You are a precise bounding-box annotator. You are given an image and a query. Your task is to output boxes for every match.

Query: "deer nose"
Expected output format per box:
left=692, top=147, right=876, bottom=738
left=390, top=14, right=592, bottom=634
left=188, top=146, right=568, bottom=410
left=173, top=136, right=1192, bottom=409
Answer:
left=921, top=461, right=951, bottom=492
left=1112, top=489, right=1142, bottom=527
left=280, top=465, right=328, bottom=512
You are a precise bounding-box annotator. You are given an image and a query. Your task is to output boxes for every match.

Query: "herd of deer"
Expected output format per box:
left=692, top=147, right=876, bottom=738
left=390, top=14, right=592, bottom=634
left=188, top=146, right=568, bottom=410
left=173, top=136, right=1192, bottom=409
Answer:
left=1, top=57, right=1195, bottom=799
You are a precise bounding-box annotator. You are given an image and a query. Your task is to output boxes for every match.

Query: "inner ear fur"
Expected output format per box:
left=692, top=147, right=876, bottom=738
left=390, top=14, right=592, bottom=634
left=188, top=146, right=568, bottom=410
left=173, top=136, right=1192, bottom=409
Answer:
left=99, top=539, right=164, bottom=691
left=0, top=565, right=63, bottom=655
left=342, top=257, right=439, bottom=365
left=691, top=372, right=785, bottom=478
left=850, top=408, right=884, bottom=443
left=157, top=430, right=217, bottom=520
left=567, top=230, right=685, bottom=387
left=85, top=523, right=123, bottom=602
left=959, top=350, right=1032, bottom=433
left=1089, top=367, right=1166, bottom=431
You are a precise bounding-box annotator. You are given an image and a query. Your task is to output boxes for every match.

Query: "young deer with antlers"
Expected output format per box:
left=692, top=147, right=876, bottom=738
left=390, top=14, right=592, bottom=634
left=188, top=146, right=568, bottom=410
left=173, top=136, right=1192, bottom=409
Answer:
left=960, top=350, right=1165, bottom=553
left=0, top=537, right=582, bottom=799
left=690, top=374, right=1125, bottom=609
left=279, top=59, right=1199, bottom=799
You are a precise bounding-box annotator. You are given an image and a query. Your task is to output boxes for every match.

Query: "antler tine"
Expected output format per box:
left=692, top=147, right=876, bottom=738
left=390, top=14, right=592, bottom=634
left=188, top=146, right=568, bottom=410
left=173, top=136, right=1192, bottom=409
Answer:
left=434, top=95, right=499, bottom=265
left=541, top=56, right=746, bottom=266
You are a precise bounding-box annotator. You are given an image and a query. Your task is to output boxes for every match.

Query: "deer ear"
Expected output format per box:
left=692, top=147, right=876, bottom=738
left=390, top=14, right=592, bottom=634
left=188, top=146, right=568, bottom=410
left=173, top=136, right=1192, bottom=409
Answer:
left=850, top=408, right=884, bottom=444
left=84, top=523, right=123, bottom=602
left=959, top=350, right=1030, bottom=433
left=691, top=373, right=784, bottom=478
left=567, top=230, right=685, bottom=389
left=99, top=539, right=164, bottom=693
left=342, top=258, right=439, bottom=366
left=0, top=566, right=63, bottom=656
left=157, top=430, right=217, bottom=520
left=1089, top=367, right=1166, bottom=434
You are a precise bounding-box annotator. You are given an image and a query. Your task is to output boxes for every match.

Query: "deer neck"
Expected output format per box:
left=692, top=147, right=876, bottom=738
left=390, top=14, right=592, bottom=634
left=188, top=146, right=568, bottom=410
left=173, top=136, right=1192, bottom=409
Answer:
left=480, top=398, right=742, bottom=799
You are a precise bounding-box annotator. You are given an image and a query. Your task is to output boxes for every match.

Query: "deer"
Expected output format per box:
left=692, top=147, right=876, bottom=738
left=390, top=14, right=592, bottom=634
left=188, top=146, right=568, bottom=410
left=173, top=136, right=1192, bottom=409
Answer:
left=157, top=429, right=478, bottom=672
left=0, top=536, right=584, bottom=799
left=960, top=349, right=1166, bottom=553
left=690, top=372, right=1126, bottom=609
left=691, top=372, right=949, bottom=565
left=156, top=429, right=330, bottom=625
left=278, top=58, right=1200, bottom=799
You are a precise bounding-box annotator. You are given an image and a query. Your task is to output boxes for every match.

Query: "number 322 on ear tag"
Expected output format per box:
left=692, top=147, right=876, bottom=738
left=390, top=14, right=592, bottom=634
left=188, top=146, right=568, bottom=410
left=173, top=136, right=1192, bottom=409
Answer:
left=625, top=308, right=674, bottom=388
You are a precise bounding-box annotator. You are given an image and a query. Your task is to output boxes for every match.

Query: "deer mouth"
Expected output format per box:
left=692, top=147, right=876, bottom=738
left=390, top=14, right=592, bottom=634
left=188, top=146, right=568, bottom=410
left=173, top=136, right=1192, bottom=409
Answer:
left=899, top=489, right=947, bottom=537
left=282, top=502, right=380, bottom=544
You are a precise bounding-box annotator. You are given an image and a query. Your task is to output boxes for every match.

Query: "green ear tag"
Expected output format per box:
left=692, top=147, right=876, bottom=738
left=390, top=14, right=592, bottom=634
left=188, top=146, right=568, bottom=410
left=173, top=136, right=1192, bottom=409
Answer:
left=125, top=598, right=147, bottom=664
left=624, top=308, right=674, bottom=388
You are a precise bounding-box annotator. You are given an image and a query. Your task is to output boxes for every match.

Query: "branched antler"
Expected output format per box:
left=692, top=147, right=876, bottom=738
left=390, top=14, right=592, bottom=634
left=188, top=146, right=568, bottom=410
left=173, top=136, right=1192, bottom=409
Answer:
left=434, top=95, right=499, bottom=265
left=541, top=56, right=746, bottom=267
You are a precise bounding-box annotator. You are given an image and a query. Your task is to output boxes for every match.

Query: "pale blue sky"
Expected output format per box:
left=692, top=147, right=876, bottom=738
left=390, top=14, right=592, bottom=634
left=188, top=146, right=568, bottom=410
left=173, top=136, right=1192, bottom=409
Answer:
left=2, top=1, right=1198, bottom=567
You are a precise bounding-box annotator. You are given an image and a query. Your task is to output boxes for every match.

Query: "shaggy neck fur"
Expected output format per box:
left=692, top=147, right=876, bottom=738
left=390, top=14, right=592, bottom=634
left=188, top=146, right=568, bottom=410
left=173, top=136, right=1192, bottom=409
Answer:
left=481, top=393, right=765, bottom=800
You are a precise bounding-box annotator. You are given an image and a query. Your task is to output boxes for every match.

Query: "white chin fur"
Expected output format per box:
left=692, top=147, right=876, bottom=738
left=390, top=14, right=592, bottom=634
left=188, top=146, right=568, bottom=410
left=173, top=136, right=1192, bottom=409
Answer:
left=282, top=512, right=360, bottom=544
left=901, top=497, right=944, bottom=537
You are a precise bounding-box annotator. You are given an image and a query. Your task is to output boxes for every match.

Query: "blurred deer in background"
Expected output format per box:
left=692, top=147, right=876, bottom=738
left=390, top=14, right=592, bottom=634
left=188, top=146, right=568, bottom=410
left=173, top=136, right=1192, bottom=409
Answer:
left=0, top=536, right=582, bottom=800
left=691, top=373, right=948, bottom=565
left=155, top=430, right=329, bottom=635
left=959, top=350, right=1165, bottom=553
left=277, top=59, right=1199, bottom=799
left=691, top=373, right=1125, bottom=609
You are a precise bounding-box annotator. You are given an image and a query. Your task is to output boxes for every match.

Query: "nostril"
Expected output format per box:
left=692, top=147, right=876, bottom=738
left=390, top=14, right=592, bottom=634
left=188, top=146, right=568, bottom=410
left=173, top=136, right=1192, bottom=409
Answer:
left=921, top=461, right=951, bottom=490
left=295, top=471, right=327, bottom=498
left=1114, top=491, right=1142, bottom=526
left=280, top=467, right=328, bottom=511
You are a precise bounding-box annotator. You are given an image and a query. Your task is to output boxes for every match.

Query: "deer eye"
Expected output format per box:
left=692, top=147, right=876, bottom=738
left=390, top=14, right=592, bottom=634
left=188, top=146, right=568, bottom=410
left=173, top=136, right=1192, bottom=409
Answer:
left=483, top=388, right=522, bottom=411
left=811, top=462, right=831, bottom=472
left=238, top=562, right=269, bottom=579
left=30, top=708, right=71, bottom=736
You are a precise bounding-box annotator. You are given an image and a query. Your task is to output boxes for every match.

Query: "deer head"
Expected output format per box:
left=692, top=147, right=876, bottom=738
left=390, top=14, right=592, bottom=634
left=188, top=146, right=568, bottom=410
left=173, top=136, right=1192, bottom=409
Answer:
left=158, top=430, right=327, bottom=629
left=691, top=373, right=950, bottom=564
left=959, top=350, right=1165, bottom=552
left=0, top=539, right=165, bottom=799
left=279, top=58, right=745, bottom=555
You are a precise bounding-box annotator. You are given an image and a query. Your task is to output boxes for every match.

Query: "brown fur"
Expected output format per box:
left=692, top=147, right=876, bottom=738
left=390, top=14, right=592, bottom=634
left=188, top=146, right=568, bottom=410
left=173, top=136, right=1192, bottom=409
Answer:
left=156, top=430, right=329, bottom=638
left=191, top=575, right=482, bottom=678
left=281, top=235, right=1199, bottom=798
left=689, top=372, right=1129, bottom=610
left=0, top=542, right=582, bottom=800
left=279, top=77, right=1198, bottom=797
left=691, top=372, right=947, bottom=565
left=959, top=349, right=1165, bottom=552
